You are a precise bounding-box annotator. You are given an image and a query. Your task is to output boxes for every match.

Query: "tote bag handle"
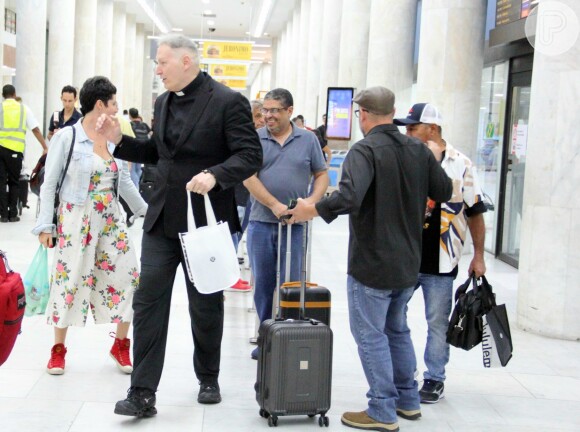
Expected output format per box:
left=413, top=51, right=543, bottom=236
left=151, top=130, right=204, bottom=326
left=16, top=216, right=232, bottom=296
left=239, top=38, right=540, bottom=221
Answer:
left=186, top=192, right=218, bottom=230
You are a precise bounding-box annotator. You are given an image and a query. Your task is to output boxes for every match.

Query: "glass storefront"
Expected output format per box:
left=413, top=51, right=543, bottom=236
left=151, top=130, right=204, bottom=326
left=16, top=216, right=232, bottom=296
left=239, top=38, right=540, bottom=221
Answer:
left=476, top=62, right=509, bottom=253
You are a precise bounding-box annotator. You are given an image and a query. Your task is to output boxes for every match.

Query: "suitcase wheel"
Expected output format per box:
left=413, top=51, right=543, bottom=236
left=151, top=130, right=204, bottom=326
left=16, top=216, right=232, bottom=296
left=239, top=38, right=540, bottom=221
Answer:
left=259, top=409, right=268, bottom=418
left=268, top=415, right=278, bottom=427
left=318, top=414, right=329, bottom=427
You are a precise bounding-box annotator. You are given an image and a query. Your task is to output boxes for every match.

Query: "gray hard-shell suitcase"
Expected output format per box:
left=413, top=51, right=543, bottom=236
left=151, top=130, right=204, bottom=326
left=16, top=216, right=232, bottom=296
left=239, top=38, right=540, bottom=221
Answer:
left=255, top=222, right=333, bottom=427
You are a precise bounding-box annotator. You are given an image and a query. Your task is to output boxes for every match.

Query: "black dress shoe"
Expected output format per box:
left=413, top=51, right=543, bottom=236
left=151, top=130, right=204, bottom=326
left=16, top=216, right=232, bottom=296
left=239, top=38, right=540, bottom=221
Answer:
left=0, top=217, right=8, bottom=223
left=9, top=216, right=20, bottom=222
left=198, top=382, right=222, bottom=404
left=114, top=387, right=157, bottom=417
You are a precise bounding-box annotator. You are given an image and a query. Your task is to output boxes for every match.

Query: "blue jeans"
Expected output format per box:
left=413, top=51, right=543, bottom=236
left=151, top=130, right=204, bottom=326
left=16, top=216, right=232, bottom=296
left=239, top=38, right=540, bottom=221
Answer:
left=415, top=273, right=454, bottom=382
left=247, top=221, right=304, bottom=322
left=130, top=162, right=142, bottom=187
left=347, top=276, right=419, bottom=423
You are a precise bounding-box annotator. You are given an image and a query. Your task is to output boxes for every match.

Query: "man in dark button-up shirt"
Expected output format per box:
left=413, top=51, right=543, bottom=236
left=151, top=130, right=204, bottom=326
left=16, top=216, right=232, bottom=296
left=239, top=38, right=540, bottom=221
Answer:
left=47, top=85, right=81, bottom=140
left=290, top=86, right=452, bottom=431
left=97, top=34, right=262, bottom=417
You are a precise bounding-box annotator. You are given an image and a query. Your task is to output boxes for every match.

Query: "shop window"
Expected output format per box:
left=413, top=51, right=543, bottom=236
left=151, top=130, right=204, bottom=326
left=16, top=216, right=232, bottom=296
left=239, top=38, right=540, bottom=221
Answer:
left=477, top=62, right=508, bottom=253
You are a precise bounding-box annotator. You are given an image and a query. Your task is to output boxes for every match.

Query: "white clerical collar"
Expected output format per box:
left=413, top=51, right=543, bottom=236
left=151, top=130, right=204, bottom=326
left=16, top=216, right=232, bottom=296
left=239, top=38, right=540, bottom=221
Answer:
left=174, top=91, right=185, bottom=96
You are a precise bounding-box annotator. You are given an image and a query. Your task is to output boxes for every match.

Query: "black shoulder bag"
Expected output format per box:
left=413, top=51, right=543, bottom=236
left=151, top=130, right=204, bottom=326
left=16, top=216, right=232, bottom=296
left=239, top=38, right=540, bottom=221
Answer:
left=446, top=274, right=496, bottom=351
left=52, top=127, right=76, bottom=245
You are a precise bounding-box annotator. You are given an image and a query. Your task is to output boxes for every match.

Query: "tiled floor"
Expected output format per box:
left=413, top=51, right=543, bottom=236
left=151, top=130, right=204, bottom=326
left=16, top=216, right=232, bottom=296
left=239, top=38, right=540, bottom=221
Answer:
left=1, top=195, right=580, bottom=431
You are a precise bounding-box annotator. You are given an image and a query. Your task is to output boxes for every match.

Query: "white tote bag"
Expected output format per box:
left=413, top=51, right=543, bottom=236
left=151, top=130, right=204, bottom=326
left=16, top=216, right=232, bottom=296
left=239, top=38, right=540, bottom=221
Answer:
left=179, top=193, right=240, bottom=294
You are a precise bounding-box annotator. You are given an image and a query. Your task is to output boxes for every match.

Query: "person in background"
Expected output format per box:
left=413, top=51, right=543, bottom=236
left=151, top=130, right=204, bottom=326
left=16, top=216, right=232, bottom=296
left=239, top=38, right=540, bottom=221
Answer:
left=47, top=85, right=82, bottom=140
left=96, top=34, right=262, bottom=416
left=289, top=87, right=452, bottom=432
left=229, top=99, right=266, bottom=292
left=0, top=84, right=48, bottom=223
left=394, top=103, right=487, bottom=404
left=32, top=76, right=147, bottom=376
left=295, top=114, right=332, bottom=164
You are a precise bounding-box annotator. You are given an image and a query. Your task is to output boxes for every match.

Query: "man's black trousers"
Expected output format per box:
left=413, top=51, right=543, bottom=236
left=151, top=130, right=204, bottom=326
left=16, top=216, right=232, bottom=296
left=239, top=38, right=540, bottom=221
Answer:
left=130, top=216, right=224, bottom=392
left=0, top=146, right=23, bottom=219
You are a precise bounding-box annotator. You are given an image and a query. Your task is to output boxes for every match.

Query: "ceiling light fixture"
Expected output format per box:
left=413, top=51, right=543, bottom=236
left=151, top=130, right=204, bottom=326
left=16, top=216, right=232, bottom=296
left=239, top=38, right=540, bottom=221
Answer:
left=252, top=0, right=274, bottom=38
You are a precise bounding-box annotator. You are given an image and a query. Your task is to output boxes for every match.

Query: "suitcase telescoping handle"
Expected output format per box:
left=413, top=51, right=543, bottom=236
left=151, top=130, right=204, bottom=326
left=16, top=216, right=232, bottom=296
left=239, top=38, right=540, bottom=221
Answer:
left=275, top=220, right=309, bottom=320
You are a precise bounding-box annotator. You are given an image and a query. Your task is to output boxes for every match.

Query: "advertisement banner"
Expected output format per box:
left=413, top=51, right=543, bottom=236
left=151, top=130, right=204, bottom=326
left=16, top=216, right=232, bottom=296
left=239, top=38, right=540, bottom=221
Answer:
left=202, top=41, right=253, bottom=60
left=326, top=87, right=354, bottom=140
left=209, top=64, right=248, bottom=77
left=216, top=79, right=247, bottom=89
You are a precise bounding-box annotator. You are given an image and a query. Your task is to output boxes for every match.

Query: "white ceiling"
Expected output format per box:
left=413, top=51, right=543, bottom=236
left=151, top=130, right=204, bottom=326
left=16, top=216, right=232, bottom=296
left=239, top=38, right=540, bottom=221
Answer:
left=121, top=0, right=296, bottom=42
left=119, top=0, right=298, bottom=88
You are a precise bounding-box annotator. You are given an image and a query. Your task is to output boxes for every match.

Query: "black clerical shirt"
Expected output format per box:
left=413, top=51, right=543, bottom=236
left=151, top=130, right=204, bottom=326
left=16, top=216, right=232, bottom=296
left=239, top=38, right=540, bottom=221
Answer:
left=164, top=72, right=205, bottom=152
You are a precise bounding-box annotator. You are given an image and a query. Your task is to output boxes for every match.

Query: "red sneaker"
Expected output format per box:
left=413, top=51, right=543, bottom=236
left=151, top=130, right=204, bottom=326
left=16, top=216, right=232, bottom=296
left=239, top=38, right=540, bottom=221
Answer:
left=47, top=343, right=67, bottom=375
left=110, top=337, right=133, bottom=373
left=228, top=279, right=251, bottom=291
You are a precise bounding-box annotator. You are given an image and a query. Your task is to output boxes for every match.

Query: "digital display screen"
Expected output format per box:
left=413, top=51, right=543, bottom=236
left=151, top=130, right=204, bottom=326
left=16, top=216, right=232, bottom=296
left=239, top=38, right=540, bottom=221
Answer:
left=325, top=87, right=354, bottom=140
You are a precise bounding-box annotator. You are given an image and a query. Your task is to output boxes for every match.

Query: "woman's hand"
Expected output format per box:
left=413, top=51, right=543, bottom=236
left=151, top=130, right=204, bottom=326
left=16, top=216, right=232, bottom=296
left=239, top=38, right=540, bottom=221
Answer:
left=39, top=232, right=53, bottom=249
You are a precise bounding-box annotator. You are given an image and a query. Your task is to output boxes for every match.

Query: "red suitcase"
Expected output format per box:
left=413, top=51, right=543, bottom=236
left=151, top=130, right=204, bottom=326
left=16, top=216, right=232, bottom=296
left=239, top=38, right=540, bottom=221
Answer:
left=0, top=250, right=26, bottom=366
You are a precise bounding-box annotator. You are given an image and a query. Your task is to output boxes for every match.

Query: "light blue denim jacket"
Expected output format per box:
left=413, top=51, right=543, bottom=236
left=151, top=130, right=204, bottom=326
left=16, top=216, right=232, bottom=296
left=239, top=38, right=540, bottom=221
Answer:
left=32, top=120, right=148, bottom=235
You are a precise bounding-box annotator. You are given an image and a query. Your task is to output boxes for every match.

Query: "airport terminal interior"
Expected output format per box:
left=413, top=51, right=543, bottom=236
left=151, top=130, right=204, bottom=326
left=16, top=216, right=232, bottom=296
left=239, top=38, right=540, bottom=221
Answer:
left=1, top=0, right=580, bottom=431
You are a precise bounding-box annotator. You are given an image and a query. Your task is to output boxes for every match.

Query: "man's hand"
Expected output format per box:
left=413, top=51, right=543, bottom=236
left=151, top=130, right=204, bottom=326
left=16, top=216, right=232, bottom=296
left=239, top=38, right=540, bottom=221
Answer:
left=271, top=202, right=289, bottom=220
left=39, top=232, right=53, bottom=248
left=95, top=114, right=122, bottom=145
left=287, top=198, right=318, bottom=222
left=186, top=172, right=217, bottom=195
left=467, top=256, right=486, bottom=278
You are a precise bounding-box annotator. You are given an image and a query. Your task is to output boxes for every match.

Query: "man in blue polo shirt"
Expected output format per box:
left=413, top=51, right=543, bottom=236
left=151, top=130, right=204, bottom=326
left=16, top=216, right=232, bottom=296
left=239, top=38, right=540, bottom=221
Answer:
left=244, top=88, right=328, bottom=360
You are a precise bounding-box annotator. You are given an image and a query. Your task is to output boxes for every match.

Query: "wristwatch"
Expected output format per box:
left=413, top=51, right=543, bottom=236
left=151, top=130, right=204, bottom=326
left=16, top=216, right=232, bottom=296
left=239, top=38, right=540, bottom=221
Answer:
left=202, top=169, right=216, bottom=178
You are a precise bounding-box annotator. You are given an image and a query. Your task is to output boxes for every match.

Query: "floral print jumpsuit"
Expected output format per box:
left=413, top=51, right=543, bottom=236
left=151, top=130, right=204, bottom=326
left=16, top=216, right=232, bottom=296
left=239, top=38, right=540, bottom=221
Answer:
left=46, top=155, right=139, bottom=327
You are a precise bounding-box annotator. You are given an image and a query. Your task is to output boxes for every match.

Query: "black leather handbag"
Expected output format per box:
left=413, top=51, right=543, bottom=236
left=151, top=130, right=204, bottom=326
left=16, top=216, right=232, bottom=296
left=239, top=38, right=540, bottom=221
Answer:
left=446, top=274, right=496, bottom=351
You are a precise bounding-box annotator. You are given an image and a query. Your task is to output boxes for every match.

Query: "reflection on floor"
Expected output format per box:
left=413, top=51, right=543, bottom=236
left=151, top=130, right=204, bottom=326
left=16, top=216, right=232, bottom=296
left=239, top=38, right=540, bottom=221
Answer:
left=1, top=195, right=579, bottom=431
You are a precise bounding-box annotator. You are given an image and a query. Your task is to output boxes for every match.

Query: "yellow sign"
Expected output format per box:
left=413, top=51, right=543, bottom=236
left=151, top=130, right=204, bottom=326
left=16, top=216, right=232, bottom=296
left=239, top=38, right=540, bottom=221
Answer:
left=216, top=79, right=247, bottom=89
left=202, top=41, right=252, bottom=60
left=209, top=64, right=248, bottom=77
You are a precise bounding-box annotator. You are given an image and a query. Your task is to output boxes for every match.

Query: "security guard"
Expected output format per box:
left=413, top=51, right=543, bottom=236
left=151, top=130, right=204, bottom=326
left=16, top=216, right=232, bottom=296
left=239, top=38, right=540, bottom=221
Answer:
left=0, top=84, right=47, bottom=222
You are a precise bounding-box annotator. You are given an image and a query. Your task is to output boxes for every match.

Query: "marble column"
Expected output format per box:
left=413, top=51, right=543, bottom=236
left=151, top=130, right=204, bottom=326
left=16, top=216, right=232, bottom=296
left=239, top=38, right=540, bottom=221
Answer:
left=295, top=0, right=310, bottom=116
left=123, top=14, right=137, bottom=111
left=95, top=0, right=114, bottom=78
left=134, top=24, right=146, bottom=112
left=73, top=0, right=98, bottom=88
left=517, top=0, right=580, bottom=340
left=278, top=24, right=290, bottom=88
left=338, top=0, right=370, bottom=145
left=112, top=3, right=127, bottom=109
left=304, top=0, right=323, bottom=126
left=15, top=0, right=47, bottom=169
left=269, top=37, right=278, bottom=89
left=415, top=0, right=486, bottom=159
left=288, top=7, right=300, bottom=98
left=141, top=38, right=154, bottom=125
left=318, top=0, right=342, bottom=124
left=0, top=1, right=6, bottom=86
left=367, top=0, right=416, bottom=115
left=46, top=0, right=76, bottom=126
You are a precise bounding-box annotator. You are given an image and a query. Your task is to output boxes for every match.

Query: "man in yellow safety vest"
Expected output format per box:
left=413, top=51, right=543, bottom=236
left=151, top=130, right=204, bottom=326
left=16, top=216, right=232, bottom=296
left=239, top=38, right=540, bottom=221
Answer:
left=0, top=84, right=47, bottom=222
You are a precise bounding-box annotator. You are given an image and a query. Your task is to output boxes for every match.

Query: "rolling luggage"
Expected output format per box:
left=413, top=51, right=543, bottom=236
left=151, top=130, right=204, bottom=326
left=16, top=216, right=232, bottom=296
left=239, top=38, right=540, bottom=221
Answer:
left=255, top=222, right=333, bottom=427
left=0, top=250, right=26, bottom=366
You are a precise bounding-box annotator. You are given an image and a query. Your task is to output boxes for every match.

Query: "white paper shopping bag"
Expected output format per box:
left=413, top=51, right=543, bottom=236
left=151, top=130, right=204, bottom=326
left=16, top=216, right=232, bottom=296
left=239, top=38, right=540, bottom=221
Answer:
left=179, top=193, right=239, bottom=294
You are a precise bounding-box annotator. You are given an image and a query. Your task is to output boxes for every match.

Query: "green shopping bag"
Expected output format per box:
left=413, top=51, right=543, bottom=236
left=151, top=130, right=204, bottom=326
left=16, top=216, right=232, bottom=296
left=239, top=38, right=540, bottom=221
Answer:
left=24, top=245, right=50, bottom=316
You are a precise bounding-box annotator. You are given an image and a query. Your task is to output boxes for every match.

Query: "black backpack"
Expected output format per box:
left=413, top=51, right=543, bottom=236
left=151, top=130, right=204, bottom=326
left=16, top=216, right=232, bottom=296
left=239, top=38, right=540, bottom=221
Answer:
left=131, top=121, right=150, bottom=140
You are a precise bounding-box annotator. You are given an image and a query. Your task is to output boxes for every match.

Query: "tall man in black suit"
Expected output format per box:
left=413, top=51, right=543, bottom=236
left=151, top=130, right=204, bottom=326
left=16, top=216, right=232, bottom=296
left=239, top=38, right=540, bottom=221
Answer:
left=96, top=34, right=262, bottom=417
